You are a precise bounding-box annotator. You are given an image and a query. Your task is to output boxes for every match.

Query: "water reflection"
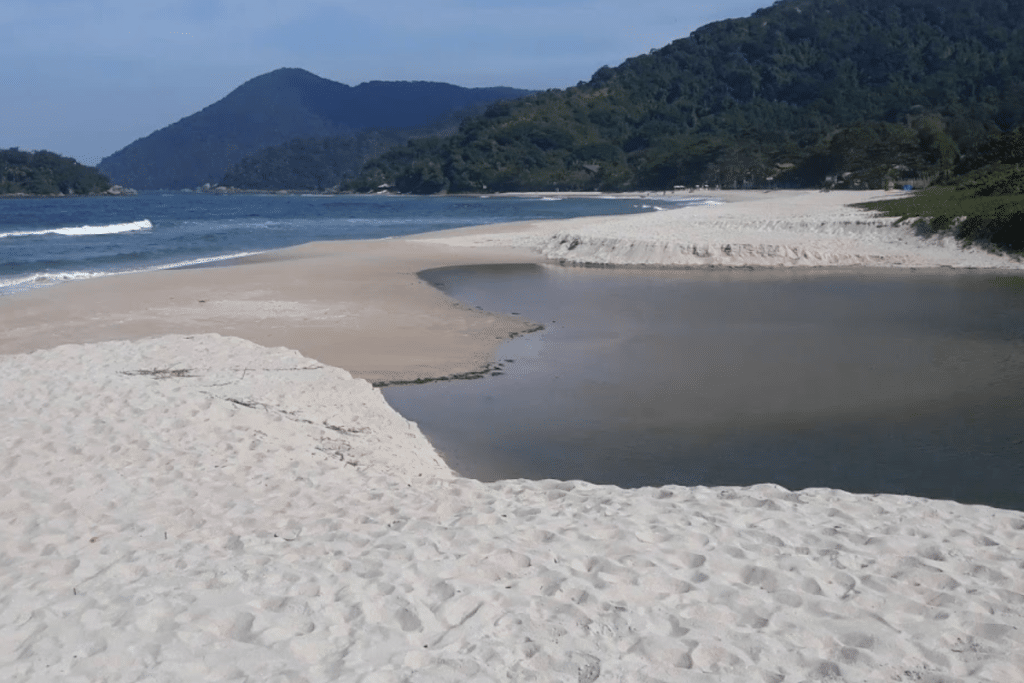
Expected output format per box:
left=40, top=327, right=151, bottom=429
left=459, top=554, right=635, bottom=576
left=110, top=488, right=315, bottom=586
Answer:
left=384, top=265, right=1024, bottom=510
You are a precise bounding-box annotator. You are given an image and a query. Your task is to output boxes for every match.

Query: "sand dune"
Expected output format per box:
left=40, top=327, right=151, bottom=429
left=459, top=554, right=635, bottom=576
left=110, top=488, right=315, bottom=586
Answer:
left=2, top=192, right=1024, bottom=681
left=415, top=190, right=1024, bottom=269
left=2, top=334, right=1022, bottom=682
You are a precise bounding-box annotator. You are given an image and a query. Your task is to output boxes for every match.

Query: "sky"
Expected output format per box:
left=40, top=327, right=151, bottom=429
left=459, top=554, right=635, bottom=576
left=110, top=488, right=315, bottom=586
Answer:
left=2, top=0, right=773, bottom=166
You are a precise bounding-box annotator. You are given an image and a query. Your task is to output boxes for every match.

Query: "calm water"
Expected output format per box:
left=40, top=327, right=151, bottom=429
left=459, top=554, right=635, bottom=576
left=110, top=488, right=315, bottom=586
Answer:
left=383, top=265, right=1024, bottom=511
left=0, top=192, right=692, bottom=295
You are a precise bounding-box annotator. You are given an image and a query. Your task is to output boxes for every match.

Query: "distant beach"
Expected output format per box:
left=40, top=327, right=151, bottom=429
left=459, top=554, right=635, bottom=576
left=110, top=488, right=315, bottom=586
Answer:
left=2, top=190, right=1023, bottom=681
left=0, top=192, right=667, bottom=298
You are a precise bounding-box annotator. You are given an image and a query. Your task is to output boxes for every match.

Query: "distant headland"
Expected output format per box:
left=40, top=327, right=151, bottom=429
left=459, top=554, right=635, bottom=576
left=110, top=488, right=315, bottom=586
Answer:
left=1, top=148, right=135, bottom=197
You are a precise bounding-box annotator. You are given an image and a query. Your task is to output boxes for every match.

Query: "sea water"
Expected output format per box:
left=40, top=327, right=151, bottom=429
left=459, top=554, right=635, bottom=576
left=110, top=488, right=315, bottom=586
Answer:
left=383, top=265, right=1024, bottom=511
left=0, top=191, right=686, bottom=295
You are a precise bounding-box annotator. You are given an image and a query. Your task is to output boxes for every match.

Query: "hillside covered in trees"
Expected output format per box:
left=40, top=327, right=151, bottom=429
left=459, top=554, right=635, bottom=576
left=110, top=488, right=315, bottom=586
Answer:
left=860, top=126, right=1024, bottom=253
left=352, top=0, right=1024, bottom=193
left=1, top=149, right=112, bottom=196
left=218, top=101, right=497, bottom=191
left=219, top=133, right=401, bottom=191
left=97, top=68, right=530, bottom=190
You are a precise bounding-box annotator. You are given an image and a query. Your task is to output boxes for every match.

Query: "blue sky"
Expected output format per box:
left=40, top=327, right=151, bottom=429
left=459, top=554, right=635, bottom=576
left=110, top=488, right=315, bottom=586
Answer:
left=2, top=0, right=773, bottom=166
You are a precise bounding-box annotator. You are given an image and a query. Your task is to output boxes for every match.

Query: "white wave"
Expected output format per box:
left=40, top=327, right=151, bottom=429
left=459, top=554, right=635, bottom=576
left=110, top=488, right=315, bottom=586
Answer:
left=151, top=251, right=267, bottom=271
left=659, top=197, right=723, bottom=206
left=0, top=250, right=267, bottom=296
left=0, top=219, right=152, bottom=239
left=0, top=271, right=109, bottom=290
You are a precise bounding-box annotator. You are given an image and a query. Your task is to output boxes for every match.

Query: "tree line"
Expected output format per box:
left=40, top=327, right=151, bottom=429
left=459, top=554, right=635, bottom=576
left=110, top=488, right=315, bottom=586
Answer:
left=1, top=149, right=112, bottom=196
left=859, top=127, right=1024, bottom=253
left=346, top=0, right=1024, bottom=194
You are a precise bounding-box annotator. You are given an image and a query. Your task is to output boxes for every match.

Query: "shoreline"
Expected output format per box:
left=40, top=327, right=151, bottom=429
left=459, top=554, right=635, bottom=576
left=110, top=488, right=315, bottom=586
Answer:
left=3, top=190, right=1024, bottom=680
left=0, top=235, right=541, bottom=386
left=3, top=189, right=1020, bottom=385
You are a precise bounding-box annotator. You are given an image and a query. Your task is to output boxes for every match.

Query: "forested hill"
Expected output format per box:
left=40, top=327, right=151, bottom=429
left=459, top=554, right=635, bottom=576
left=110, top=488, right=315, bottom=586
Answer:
left=354, top=0, right=1024, bottom=193
left=219, top=101, right=498, bottom=191
left=859, top=126, right=1024, bottom=253
left=97, top=68, right=530, bottom=190
left=219, top=132, right=405, bottom=192
left=1, top=149, right=112, bottom=196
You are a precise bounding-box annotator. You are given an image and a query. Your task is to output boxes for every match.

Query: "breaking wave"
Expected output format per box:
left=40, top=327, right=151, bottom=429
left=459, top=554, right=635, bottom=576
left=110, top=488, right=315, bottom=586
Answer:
left=0, top=219, right=153, bottom=239
left=0, top=250, right=266, bottom=296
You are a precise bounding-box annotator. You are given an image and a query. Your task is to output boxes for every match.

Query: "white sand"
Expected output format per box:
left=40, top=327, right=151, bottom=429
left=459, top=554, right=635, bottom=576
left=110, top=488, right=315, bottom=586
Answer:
left=3, top=334, right=1023, bottom=682
left=414, top=190, right=1024, bottom=269
left=3, top=192, right=1024, bottom=681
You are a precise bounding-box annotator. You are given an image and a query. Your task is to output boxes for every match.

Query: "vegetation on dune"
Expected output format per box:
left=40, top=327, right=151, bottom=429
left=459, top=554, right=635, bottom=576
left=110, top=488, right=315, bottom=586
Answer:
left=1, top=148, right=112, bottom=196
left=349, top=0, right=1024, bottom=194
left=858, top=128, right=1024, bottom=254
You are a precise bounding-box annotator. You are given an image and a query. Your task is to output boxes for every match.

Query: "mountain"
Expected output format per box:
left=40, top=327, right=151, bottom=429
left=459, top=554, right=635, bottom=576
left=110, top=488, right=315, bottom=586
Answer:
left=1, top=148, right=112, bottom=196
left=352, top=0, right=1024, bottom=193
left=219, top=132, right=405, bottom=191
left=97, top=68, right=530, bottom=190
left=218, top=100, right=496, bottom=191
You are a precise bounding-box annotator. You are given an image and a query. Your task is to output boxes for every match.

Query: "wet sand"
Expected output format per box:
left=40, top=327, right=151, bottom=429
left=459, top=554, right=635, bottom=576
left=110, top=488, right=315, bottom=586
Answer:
left=2, top=190, right=1020, bottom=384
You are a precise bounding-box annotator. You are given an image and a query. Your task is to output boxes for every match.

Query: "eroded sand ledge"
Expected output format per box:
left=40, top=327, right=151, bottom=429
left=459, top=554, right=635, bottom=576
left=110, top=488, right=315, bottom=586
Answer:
left=2, top=191, right=1023, bottom=681
left=413, top=189, right=1024, bottom=269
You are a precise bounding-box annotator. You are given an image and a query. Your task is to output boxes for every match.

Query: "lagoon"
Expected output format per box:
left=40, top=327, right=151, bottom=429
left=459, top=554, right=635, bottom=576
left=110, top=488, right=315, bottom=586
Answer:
left=384, top=264, right=1024, bottom=511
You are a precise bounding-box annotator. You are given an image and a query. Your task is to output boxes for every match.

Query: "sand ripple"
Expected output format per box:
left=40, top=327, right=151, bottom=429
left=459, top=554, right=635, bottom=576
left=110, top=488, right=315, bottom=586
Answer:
left=2, top=335, right=1023, bottom=681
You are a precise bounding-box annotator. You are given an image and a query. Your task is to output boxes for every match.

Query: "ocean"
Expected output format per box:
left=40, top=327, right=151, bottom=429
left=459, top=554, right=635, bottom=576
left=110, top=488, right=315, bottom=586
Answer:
left=0, top=191, right=694, bottom=296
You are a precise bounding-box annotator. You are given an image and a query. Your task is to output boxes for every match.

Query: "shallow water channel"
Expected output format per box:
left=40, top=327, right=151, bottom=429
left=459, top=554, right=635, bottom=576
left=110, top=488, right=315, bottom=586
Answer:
left=382, top=264, right=1024, bottom=511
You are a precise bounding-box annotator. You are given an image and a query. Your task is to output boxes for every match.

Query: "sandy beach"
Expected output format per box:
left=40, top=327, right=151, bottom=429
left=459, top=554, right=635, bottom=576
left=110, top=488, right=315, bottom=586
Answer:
left=2, top=190, right=1023, bottom=681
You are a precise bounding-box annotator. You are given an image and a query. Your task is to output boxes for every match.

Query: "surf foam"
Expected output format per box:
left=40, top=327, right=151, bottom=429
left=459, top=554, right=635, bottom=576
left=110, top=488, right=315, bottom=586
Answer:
left=0, top=250, right=268, bottom=296
left=0, top=219, right=153, bottom=239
